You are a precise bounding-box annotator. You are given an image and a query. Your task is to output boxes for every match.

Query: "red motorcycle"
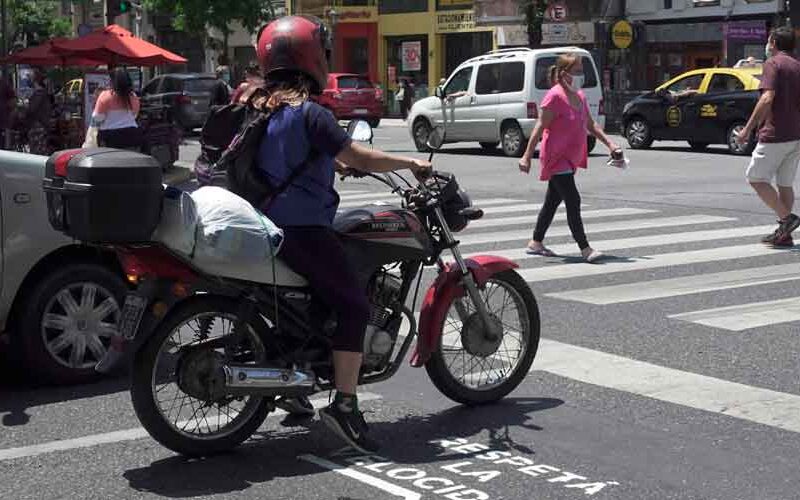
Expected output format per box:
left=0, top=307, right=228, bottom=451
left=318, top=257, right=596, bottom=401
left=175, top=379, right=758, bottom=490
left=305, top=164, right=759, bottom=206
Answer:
left=45, top=124, right=540, bottom=457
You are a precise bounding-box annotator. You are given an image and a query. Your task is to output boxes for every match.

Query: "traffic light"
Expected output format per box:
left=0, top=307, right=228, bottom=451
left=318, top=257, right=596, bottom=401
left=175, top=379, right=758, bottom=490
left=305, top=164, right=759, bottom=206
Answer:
left=106, top=0, right=132, bottom=20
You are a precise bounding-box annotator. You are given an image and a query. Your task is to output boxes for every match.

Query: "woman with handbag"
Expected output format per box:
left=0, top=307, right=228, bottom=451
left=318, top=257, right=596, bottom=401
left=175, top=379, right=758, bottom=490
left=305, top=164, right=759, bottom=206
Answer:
left=84, top=68, right=143, bottom=151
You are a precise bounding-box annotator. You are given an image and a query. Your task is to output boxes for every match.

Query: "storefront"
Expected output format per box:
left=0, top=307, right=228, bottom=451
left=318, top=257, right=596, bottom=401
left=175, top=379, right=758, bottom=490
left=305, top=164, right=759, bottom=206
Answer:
left=436, top=9, right=494, bottom=77
left=723, top=20, right=768, bottom=65
left=332, top=6, right=379, bottom=84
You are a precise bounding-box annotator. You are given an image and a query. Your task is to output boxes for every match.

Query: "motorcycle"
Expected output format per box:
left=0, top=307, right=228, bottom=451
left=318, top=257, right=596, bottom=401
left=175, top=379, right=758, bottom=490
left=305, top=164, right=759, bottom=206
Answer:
left=99, top=121, right=540, bottom=456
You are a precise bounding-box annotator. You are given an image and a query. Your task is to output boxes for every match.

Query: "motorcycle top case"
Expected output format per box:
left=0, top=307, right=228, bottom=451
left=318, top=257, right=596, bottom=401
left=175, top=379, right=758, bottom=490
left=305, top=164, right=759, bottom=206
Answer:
left=43, top=148, right=163, bottom=243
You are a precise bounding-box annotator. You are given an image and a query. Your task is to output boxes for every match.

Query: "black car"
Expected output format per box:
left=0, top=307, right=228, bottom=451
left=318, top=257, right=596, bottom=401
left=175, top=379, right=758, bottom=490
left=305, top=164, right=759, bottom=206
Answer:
left=141, top=74, right=230, bottom=132
left=622, top=69, right=761, bottom=155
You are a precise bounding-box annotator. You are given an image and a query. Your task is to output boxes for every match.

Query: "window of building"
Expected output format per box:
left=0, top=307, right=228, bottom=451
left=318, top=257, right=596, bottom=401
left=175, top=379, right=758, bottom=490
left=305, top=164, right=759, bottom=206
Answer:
left=379, top=0, right=427, bottom=14
left=445, top=67, right=473, bottom=95
left=707, top=74, right=745, bottom=93
left=535, top=56, right=599, bottom=90
left=692, top=0, right=721, bottom=6
left=664, top=0, right=673, bottom=8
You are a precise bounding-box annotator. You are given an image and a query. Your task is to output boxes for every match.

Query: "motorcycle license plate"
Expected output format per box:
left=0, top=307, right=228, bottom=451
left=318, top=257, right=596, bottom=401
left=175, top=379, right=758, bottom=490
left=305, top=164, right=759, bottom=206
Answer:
left=119, top=294, right=148, bottom=340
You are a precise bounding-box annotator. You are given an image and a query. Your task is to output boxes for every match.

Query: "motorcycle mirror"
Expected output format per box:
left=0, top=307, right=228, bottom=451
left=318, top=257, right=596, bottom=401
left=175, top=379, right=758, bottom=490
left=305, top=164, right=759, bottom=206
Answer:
left=347, top=120, right=373, bottom=143
left=427, top=126, right=446, bottom=150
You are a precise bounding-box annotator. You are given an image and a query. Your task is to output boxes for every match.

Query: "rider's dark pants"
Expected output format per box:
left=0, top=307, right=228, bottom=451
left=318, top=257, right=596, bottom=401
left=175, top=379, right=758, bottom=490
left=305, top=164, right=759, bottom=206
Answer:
left=532, top=172, right=589, bottom=250
left=278, top=226, right=369, bottom=353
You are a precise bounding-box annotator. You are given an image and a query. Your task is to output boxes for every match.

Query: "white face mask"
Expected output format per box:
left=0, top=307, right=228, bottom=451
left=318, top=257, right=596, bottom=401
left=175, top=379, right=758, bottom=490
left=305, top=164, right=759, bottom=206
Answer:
left=765, top=42, right=773, bottom=59
left=566, top=73, right=585, bottom=90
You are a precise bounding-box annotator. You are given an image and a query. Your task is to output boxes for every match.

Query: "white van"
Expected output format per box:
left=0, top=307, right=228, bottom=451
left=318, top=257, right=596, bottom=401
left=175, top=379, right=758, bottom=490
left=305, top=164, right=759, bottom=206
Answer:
left=407, top=47, right=605, bottom=157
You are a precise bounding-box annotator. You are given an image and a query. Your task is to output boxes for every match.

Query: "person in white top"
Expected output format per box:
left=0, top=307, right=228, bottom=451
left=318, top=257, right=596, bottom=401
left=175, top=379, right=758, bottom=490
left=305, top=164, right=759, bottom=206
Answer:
left=83, top=68, right=143, bottom=151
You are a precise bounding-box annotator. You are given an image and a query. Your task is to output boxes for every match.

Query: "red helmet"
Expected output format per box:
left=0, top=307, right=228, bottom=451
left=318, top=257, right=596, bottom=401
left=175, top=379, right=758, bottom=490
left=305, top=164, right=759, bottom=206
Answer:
left=256, top=16, right=329, bottom=94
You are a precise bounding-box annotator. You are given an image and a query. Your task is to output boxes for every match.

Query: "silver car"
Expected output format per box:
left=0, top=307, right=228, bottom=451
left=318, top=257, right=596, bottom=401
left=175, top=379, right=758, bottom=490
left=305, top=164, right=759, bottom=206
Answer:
left=0, top=150, right=126, bottom=384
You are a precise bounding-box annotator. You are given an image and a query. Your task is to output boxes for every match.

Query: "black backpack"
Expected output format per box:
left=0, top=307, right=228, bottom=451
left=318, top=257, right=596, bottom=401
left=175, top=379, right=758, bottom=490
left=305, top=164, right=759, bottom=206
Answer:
left=194, top=97, right=316, bottom=208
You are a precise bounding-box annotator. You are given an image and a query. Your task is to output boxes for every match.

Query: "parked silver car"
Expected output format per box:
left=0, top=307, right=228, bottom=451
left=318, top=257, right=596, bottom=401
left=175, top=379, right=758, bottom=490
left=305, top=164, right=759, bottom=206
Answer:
left=0, top=150, right=126, bottom=384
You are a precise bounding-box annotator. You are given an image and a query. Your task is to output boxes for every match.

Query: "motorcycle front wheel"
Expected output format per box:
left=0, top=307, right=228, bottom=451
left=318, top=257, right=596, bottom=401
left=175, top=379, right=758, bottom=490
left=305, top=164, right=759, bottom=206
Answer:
left=425, top=270, right=540, bottom=406
left=130, top=296, right=272, bottom=457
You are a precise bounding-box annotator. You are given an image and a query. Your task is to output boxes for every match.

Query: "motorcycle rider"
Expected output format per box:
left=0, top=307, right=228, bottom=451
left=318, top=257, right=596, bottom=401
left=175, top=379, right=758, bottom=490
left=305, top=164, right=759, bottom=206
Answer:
left=255, top=15, right=431, bottom=453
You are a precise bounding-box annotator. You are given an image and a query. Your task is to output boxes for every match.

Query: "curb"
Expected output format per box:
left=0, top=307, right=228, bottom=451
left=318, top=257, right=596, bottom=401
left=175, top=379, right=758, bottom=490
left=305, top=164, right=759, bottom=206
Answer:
left=164, top=161, right=194, bottom=186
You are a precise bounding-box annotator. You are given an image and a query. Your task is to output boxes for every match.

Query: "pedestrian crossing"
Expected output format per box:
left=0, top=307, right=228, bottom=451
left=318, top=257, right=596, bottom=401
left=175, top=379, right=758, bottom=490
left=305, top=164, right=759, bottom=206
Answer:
left=337, top=189, right=800, bottom=333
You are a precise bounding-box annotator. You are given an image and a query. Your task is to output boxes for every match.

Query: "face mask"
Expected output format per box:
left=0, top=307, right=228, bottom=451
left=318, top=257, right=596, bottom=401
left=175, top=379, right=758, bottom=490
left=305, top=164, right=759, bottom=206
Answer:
left=565, top=73, right=585, bottom=90
left=765, top=43, right=772, bottom=59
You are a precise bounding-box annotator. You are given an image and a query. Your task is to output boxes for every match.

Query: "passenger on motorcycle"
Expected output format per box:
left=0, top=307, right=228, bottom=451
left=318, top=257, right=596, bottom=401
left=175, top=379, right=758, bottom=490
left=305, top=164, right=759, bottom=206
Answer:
left=255, top=15, right=431, bottom=453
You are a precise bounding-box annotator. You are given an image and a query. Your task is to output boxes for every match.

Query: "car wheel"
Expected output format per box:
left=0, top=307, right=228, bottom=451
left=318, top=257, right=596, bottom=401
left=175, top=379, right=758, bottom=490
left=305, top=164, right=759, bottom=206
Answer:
left=413, top=118, right=432, bottom=153
left=501, top=122, right=525, bottom=157
left=688, top=141, right=709, bottom=151
left=368, top=118, right=381, bottom=128
left=626, top=118, right=653, bottom=149
left=587, top=136, right=597, bottom=154
left=728, top=122, right=755, bottom=156
left=479, top=142, right=499, bottom=151
left=17, top=263, right=127, bottom=385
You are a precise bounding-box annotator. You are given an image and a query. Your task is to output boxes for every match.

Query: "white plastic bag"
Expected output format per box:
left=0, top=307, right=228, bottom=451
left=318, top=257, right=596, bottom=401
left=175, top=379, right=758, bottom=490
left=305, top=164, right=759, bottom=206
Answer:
left=152, top=186, right=198, bottom=256
left=191, top=186, right=283, bottom=262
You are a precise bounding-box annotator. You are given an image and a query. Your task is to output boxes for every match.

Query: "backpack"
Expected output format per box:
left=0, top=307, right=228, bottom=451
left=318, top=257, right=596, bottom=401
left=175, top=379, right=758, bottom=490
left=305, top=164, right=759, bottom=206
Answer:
left=194, top=94, right=316, bottom=209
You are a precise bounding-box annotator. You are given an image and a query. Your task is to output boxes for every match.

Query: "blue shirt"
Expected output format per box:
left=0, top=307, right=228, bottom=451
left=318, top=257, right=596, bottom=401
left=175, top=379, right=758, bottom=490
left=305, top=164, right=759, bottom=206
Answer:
left=256, top=102, right=351, bottom=227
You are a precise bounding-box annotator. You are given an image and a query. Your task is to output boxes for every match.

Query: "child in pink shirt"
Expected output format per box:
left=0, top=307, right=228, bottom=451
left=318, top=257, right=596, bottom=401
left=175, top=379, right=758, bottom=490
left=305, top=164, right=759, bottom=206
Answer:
left=518, top=53, right=621, bottom=263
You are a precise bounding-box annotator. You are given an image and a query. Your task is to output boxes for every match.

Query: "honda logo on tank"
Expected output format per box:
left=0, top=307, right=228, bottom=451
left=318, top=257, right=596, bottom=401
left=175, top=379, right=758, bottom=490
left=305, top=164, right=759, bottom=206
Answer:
left=402, top=41, right=422, bottom=72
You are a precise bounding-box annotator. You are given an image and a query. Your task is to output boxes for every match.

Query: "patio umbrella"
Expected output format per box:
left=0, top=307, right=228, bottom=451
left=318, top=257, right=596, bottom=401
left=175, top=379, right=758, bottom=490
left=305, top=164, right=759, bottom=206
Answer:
left=52, top=25, right=187, bottom=66
left=0, top=38, right=104, bottom=67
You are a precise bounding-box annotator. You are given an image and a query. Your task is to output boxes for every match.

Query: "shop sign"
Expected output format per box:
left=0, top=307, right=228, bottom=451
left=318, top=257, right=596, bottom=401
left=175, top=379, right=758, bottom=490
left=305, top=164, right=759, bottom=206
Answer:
left=84, top=72, right=111, bottom=131
left=611, top=20, right=634, bottom=49
left=497, top=25, right=529, bottom=47
left=336, top=6, right=378, bottom=23
left=402, top=41, right=422, bottom=72
left=545, top=1, right=568, bottom=22
left=435, top=10, right=484, bottom=34
left=725, top=20, right=767, bottom=41
left=542, top=22, right=595, bottom=45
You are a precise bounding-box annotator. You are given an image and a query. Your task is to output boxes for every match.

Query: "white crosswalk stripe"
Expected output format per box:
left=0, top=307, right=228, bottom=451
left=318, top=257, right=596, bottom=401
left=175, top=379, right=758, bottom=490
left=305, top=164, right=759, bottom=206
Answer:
left=467, top=207, right=658, bottom=230
left=669, top=298, right=800, bottom=331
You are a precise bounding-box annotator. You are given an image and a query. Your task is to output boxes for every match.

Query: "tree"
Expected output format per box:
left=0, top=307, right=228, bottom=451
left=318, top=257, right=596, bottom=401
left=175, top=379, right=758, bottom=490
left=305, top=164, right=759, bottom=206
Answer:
left=9, top=0, right=71, bottom=47
left=142, top=0, right=279, bottom=50
left=523, top=0, right=547, bottom=48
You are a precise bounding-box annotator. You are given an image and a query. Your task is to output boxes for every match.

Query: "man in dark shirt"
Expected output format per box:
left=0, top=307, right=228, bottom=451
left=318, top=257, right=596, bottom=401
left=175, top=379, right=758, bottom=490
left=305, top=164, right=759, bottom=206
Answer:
left=210, top=66, right=232, bottom=107
left=739, top=27, right=800, bottom=246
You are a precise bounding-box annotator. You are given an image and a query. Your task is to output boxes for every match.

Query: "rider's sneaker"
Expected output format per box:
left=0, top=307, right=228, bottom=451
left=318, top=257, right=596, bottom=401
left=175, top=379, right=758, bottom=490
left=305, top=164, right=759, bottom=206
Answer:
left=320, top=395, right=380, bottom=454
left=275, top=395, right=315, bottom=418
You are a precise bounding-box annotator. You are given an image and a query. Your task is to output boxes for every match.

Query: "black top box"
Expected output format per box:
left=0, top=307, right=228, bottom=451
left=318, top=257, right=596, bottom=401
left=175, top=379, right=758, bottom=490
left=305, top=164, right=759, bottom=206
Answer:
left=43, top=148, right=164, bottom=243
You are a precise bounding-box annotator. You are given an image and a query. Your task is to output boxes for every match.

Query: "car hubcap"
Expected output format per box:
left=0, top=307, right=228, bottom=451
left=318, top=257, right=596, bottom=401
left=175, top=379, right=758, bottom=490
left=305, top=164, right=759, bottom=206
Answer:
left=41, top=283, right=120, bottom=369
left=415, top=123, right=431, bottom=147
left=504, top=128, right=521, bottom=153
left=629, top=121, right=647, bottom=145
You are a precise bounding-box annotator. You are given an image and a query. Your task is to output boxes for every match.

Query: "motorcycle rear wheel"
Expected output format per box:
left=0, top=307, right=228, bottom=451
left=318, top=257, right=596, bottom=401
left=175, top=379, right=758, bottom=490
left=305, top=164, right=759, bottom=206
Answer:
left=425, top=270, right=540, bottom=406
left=130, top=296, right=272, bottom=457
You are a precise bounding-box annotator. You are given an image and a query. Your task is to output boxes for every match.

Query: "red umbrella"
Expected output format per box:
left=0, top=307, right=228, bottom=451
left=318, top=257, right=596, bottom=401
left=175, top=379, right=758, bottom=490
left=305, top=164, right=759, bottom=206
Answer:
left=52, top=25, right=187, bottom=66
left=1, top=38, right=104, bottom=67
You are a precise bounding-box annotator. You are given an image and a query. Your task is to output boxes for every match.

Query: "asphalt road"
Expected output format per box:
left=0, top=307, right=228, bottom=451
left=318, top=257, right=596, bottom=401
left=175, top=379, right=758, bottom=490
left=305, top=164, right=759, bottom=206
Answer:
left=2, top=124, right=800, bottom=500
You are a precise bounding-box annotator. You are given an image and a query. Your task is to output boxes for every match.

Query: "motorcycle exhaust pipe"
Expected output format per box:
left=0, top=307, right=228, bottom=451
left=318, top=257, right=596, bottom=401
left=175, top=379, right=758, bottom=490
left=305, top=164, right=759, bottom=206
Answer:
left=223, top=365, right=316, bottom=395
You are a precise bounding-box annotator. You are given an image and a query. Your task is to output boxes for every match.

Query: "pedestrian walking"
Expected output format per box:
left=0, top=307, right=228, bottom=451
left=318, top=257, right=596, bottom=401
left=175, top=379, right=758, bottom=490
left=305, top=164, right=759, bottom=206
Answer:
left=210, top=66, right=232, bottom=107
left=737, top=27, right=800, bottom=248
left=25, top=69, right=53, bottom=155
left=83, top=68, right=143, bottom=151
left=518, top=53, right=621, bottom=263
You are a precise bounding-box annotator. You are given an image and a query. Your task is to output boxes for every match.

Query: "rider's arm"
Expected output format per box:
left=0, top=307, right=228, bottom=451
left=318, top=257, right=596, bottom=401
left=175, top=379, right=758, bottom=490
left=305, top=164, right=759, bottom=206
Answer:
left=337, top=142, right=428, bottom=174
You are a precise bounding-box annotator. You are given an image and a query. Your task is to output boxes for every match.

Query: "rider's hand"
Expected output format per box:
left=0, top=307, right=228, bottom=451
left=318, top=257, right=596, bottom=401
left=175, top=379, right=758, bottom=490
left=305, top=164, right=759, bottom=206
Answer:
left=410, top=158, right=432, bottom=179
left=518, top=156, right=532, bottom=174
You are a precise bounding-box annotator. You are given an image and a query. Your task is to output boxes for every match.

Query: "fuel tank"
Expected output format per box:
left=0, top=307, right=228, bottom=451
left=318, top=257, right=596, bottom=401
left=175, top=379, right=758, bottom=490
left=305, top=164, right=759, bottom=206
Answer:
left=334, top=205, right=432, bottom=264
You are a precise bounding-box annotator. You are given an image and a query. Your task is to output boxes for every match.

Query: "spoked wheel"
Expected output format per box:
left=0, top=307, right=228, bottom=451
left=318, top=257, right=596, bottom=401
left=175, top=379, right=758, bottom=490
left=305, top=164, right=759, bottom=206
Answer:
left=130, top=296, right=272, bottom=457
left=425, top=270, right=540, bottom=405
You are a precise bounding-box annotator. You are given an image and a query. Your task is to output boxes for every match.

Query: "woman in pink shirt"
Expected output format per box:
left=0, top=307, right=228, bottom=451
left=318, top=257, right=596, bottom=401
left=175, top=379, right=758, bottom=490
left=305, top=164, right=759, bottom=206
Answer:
left=518, top=53, right=621, bottom=263
left=84, top=68, right=142, bottom=151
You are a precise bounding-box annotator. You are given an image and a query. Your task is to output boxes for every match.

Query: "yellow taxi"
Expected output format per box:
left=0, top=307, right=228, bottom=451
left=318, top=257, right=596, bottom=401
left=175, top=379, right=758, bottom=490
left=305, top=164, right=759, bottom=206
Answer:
left=623, top=68, right=762, bottom=155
